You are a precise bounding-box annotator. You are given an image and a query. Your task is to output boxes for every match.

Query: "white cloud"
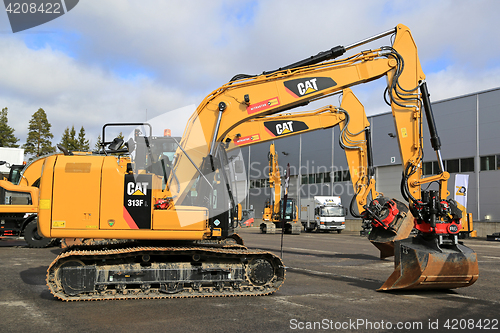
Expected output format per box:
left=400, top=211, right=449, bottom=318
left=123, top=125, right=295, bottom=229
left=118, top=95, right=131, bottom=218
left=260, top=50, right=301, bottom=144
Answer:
left=0, top=0, right=499, bottom=152
left=428, top=65, right=500, bottom=102
left=0, top=37, right=193, bottom=146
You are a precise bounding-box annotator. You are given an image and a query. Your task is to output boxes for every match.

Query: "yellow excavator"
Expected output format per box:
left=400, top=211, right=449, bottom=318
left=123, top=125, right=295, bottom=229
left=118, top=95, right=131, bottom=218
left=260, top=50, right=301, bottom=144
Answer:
left=38, top=24, right=478, bottom=300
left=0, top=157, right=57, bottom=247
left=259, top=143, right=301, bottom=234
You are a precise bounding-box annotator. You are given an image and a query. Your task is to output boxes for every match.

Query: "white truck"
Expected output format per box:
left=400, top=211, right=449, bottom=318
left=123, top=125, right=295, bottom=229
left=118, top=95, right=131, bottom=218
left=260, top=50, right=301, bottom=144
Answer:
left=301, top=196, right=346, bottom=233
left=0, top=147, right=24, bottom=180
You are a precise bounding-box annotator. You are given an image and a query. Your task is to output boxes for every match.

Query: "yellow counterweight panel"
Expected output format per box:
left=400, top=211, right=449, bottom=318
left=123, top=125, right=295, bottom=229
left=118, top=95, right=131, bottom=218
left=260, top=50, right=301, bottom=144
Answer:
left=99, top=156, right=135, bottom=230
left=51, top=155, right=105, bottom=230
left=37, top=155, right=58, bottom=238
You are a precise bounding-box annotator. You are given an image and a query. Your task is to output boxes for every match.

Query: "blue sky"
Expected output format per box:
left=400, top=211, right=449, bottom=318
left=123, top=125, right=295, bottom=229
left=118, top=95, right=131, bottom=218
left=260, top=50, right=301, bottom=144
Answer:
left=0, top=0, right=499, bottom=150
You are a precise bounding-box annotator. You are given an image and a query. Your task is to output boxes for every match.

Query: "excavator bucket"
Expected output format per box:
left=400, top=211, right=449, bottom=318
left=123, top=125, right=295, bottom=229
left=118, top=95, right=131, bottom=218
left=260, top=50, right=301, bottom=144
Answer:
left=378, top=237, right=479, bottom=291
left=368, top=200, right=415, bottom=259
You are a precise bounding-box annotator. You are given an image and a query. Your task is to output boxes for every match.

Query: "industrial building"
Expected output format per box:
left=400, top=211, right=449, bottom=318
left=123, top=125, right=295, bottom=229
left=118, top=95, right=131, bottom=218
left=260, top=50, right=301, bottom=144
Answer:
left=237, top=87, right=500, bottom=223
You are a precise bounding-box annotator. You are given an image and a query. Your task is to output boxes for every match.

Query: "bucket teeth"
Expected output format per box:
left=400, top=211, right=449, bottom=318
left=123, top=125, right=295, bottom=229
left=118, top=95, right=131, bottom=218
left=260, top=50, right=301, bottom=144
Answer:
left=378, top=237, right=479, bottom=291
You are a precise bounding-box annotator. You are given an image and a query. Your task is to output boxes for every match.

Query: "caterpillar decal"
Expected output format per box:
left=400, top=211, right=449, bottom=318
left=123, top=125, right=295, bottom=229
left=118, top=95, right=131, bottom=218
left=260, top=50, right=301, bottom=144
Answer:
left=284, top=77, right=337, bottom=98
left=123, top=174, right=152, bottom=229
left=264, top=120, right=309, bottom=137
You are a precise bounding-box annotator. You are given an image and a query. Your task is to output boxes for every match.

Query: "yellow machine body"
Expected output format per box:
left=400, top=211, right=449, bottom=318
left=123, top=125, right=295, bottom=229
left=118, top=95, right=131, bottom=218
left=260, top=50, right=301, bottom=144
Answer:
left=38, top=154, right=210, bottom=241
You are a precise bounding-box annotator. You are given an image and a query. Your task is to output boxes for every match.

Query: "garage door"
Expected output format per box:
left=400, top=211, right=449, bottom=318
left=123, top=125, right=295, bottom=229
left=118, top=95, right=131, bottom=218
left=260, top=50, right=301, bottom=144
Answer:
left=375, top=165, right=406, bottom=202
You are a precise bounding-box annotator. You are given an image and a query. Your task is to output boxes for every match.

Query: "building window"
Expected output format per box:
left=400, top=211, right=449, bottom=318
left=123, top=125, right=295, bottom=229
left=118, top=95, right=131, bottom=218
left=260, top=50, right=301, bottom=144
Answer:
left=324, top=172, right=331, bottom=183
left=460, top=157, right=474, bottom=172
left=333, top=171, right=342, bottom=182
left=446, top=159, right=459, bottom=173
left=433, top=161, right=440, bottom=173
left=251, top=179, right=269, bottom=188
left=481, top=155, right=496, bottom=171
left=315, top=173, right=324, bottom=183
left=423, top=161, right=433, bottom=175
left=308, top=174, right=315, bottom=184
left=445, top=157, right=474, bottom=173
left=301, top=171, right=345, bottom=185
left=424, top=161, right=444, bottom=175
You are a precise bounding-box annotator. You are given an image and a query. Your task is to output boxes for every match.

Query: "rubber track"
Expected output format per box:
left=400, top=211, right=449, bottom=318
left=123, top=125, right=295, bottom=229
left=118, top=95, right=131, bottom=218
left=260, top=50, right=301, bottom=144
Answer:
left=46, top=244, right=285, bottom=301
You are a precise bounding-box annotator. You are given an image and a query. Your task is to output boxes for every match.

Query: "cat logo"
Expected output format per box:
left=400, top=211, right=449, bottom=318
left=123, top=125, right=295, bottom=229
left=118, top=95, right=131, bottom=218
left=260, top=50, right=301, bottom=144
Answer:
left=123, top=174, right=152, bottom=230
left=284, top=77, right=337, bottom=98
left=456, top=186, right=466, bottom=196
left=276, top=121, right=294, bottom=135
left=264, top=120, right=309, bottom=137
left=127, top=182, right=148, bottom=196
left=298, top=78, right=318, bottom=95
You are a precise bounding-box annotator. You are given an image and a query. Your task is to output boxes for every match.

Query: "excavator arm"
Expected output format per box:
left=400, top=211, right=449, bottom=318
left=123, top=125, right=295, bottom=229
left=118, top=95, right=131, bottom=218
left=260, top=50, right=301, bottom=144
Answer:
left=173, top=25, right=423, bottom=204
left=224, top=105, right=346, bottom=150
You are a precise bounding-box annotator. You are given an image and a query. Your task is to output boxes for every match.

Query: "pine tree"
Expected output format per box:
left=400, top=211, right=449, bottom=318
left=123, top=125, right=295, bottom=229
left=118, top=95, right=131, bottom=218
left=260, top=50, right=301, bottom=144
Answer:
left=94, top=134, right=102, bottom=151
left=22, top=108, right=55, bottom=158
left=68, top=126, right=78, bottom=151
left=60, top=125, right=90, bottom=152
left=0, top=107, right=19, bottom=147
left=59, top=126, right=77, bottom=151
left=77, top=126, right=90, bottom=151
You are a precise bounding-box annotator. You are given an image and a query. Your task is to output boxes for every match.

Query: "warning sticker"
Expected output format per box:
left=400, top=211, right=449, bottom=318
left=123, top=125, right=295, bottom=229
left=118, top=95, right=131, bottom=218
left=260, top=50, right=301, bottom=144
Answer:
left=234, top=134, right=261, bottom=146
left=52, top=221, right=66, bottom=228
left=247, top=97, right=280, bottom=114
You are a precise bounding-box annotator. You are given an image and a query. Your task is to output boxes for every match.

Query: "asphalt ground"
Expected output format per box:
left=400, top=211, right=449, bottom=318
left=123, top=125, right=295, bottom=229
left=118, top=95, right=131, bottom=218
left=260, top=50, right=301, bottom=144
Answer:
left=1, top=229, right=499, bottom=333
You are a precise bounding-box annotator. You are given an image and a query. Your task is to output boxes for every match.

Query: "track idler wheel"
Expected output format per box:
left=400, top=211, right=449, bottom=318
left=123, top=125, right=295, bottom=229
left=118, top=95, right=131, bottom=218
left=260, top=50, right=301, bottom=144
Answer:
left=248, top=258, right=275, bottom=286
left=57, top=260, right=96, bottom=296
left=378, top=237, right=479, bottom=291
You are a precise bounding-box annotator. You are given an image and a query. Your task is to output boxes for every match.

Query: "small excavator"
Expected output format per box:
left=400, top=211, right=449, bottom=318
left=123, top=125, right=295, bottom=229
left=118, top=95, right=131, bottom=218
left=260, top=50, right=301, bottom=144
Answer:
left=0, top=157, right=57, bottom=247
left=260, top=143, right=301, bottom=235
left=37, top=24, right=478, bottom=300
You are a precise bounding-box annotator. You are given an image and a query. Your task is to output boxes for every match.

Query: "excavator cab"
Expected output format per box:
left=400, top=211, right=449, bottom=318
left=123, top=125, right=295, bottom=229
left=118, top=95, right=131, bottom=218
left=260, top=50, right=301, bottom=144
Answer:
left=280, top=198, right=296, bottom=222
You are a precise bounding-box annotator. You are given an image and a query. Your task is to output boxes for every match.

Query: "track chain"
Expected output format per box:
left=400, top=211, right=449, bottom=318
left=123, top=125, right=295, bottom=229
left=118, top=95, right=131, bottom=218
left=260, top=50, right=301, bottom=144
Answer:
left=46, top=242, right=285, bottom=301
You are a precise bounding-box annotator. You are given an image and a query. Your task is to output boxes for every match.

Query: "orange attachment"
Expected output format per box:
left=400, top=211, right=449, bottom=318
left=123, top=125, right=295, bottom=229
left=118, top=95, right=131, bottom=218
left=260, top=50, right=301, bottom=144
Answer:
left=368, top=200, right=415, bottom=259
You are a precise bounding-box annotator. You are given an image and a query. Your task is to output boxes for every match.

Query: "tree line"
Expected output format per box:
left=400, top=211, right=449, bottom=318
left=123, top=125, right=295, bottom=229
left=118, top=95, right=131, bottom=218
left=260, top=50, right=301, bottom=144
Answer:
left=0, top=107, right=93, bottom=160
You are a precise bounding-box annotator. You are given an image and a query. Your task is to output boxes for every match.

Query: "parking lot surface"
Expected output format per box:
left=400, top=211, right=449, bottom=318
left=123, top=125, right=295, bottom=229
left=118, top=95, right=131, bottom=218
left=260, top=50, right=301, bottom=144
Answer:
left=1, top=228, right=499, bottom=332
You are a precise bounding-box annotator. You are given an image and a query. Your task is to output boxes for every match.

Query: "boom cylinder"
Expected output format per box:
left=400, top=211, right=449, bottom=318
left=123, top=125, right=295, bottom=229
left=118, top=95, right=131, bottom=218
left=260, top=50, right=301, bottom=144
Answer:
left=420, top=81, right=444, bottom=173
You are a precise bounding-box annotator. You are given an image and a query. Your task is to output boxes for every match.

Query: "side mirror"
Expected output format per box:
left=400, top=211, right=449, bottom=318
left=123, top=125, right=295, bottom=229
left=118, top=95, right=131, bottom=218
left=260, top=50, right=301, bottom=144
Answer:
left=108, top=137, right=124, bottom=151
left=57, top=144, right=73, bottom=156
